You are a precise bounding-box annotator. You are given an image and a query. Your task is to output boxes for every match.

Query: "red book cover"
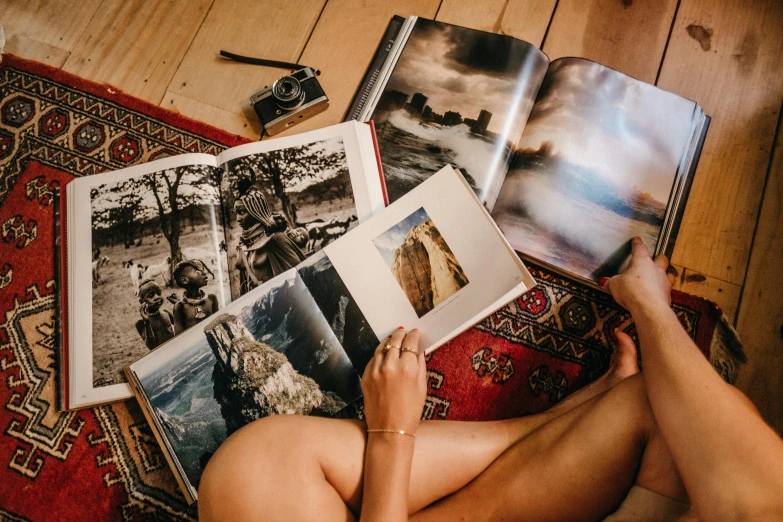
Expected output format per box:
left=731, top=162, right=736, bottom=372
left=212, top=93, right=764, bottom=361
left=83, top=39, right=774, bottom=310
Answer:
left=364, top=120, right=389, bottom=207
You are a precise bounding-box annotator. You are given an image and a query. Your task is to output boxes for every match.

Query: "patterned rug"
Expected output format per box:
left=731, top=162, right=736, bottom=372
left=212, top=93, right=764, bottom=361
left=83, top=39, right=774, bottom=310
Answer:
left=0, top=54, right=744, bottom=521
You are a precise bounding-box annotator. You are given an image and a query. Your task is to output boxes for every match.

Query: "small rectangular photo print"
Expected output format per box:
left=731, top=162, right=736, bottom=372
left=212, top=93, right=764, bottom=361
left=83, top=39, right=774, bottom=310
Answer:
left=372, top=207, right=469, bottom=318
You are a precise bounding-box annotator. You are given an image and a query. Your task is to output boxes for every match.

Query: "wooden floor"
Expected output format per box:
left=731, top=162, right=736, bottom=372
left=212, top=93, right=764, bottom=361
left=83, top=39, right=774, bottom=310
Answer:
left=3, top=0, right=782, bottom=429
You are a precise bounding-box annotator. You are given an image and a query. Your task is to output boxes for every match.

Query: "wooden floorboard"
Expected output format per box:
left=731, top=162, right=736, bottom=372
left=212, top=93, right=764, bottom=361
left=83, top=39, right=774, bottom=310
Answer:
left=542, top=0, right=678, bottom=84
left=164, top=0, right=326, bottom=138
left=283, top=0, right=441, bottom=136
left=658, top=0, right=783, bottom=286
left=734, top=109, right=783, bottom=433
left=62, top=0, right=212, bottom=105
left=0, top=0, right=102, bottom=66
left=436, top=0, right=556, bottom=46
left=670, top=264, right=742, bottom=323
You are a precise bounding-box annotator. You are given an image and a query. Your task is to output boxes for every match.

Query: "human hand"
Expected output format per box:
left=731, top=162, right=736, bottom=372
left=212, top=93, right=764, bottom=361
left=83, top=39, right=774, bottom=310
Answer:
left=362, top=327, right=427, bottom=437
left=601, top=237, right=674, bottom=315
left=139, top=303, right=149, bottom=320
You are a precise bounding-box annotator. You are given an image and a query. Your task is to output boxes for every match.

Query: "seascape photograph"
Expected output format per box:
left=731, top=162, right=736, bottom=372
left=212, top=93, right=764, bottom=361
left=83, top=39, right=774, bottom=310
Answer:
left=373, top=207, right=469, bottom=318
left=133, top=269, right=363, bottom=491
left=492, top=58, right=697, bottom=280
left=371, top=18, right=548, bottom=207
left=90, top=164, right=230, bottom=387
left=223, top=136, right=360, bottom=297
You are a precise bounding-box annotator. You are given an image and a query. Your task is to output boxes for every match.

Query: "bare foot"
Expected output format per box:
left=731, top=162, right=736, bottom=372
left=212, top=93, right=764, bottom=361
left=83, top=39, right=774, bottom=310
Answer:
left=506, top=332, right=641, bottom=442
left=545, top=331, right=639, bottom=417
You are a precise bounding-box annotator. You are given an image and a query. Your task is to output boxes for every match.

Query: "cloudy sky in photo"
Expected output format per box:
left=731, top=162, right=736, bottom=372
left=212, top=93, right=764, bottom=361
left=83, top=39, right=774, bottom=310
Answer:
left=385, top=19, right=548, bottom=135
left=519, top=58, right=697, bottom=202
left=373, top=207, right=430, bottom=268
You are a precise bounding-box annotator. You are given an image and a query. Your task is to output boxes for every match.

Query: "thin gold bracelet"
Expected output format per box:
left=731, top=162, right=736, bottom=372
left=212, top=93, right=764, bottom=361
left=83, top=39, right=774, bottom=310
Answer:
left=366, top=429, right=416, bottom=438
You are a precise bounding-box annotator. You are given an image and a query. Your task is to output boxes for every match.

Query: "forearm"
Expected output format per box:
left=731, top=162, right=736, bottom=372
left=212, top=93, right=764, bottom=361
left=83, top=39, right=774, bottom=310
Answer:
left=632, top=303, right=783, bottom=517
left=360, top=435, right=415, bottom=522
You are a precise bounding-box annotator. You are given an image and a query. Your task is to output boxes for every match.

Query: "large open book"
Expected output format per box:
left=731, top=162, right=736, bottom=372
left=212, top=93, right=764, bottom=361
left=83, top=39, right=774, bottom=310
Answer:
left=125, top=166, right=535, bottom=503
left=58, top=121, right=386, bottom=410
left=349, top=16, right=710, bottom=283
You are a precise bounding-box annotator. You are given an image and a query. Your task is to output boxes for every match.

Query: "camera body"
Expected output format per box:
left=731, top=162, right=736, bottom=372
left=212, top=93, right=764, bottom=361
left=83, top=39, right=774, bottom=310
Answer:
left=251, top=67, right=329, bottom=135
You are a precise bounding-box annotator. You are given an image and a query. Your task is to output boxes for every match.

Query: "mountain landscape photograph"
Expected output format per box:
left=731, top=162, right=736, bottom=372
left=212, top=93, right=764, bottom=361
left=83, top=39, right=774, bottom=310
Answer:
left=134, top=269, right=363, bottom=492
left=297, top=251, right=380, bottom=374
left=373, top=207, right=469, bottom=318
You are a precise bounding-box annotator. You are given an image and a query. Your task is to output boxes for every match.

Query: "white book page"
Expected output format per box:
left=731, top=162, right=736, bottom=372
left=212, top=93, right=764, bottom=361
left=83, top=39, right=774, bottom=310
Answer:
left=68, top=153, right=221, bottom=408
left=324, top=165, right=535, bottom=353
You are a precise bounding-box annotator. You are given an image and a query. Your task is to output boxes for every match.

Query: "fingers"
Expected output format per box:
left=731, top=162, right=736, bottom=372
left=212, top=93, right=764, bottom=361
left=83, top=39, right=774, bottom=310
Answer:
left=372, top=326, right=406, bottom=373
left=653, top=253, right=669, bottom=271
left=400, top=329, right=420, bottom=357
left=629, top=236, right=650, bottom=264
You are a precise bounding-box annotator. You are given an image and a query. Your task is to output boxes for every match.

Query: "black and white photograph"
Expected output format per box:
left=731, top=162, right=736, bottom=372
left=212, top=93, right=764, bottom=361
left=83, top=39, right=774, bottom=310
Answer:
left=132, top=269, right=363, bottom=491
left=297, top=250, right=380, bottom=374
left=492, top=58, right=697, bottom=280
left=373, top=207, right=469, bottom=318
left=90, top=164, right=230, bottom=387
left=372, top=18, right=548, bottom=206
left=223, top=135, right=359, bottom=297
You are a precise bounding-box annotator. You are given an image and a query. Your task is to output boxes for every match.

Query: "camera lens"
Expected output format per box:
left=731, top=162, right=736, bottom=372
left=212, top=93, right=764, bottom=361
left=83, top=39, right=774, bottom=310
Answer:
left=272, top=76, right=305, bottom=110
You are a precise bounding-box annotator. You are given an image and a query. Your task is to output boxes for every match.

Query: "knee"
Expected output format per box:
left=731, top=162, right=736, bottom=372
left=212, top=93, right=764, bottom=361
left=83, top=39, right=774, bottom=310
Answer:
left=198, top=415, right=313, bottom=519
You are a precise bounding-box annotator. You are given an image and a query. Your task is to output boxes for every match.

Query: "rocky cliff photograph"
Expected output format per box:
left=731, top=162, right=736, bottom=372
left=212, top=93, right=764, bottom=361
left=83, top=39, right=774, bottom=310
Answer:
left=373, top=207, right=469, bottom=318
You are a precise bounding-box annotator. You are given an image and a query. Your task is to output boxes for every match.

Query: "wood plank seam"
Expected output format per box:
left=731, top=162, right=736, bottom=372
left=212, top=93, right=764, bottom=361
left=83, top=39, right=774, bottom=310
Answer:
left=538, top=0, right=560, bottom=48
left=491, top=0, right=511, bottom=33
left=295, top=1, right=329, bottom=66
left=653, top=0, right=682, bottom=85
left=734, top=97, right=783, bottom=328
left=161, top=1, right=217, bottom=107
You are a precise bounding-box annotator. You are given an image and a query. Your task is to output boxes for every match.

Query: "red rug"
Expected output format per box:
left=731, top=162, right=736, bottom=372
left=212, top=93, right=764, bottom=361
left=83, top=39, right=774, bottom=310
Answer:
left=0, top=54, right=743, bottom=521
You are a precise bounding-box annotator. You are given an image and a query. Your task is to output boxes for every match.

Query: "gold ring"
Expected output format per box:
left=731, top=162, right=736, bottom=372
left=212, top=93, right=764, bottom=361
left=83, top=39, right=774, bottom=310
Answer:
left=382, top=343, right=400, bottom=353
left=400, top=347, right=417, bottom=355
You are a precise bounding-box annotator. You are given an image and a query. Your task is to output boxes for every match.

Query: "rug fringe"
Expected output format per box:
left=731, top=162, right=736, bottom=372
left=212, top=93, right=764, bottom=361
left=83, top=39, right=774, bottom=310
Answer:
left=709, top=311, right=746, bottom=384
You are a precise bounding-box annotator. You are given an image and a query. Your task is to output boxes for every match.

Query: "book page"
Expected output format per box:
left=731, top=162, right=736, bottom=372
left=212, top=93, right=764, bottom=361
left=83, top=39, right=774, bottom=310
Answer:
left=323, top=165, right=535, bottom=355
left=367, top=18, right=549, bottom=209
left=128, top=267, right=361, bottom=501
left=216, top=122, right=383, bottom=300
left=492, top=57, right=698, bottom=281
left=68, top=154, right=232, bottom=406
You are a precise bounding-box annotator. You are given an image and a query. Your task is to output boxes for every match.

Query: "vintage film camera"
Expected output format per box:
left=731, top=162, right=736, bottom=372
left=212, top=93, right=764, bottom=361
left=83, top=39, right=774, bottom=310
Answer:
left=250, top=67, right=329, bottom=136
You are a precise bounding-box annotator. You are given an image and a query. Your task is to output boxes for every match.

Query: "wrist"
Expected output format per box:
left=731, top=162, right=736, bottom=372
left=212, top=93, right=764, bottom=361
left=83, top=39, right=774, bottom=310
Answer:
left=628, top=298, right=676, bottom=325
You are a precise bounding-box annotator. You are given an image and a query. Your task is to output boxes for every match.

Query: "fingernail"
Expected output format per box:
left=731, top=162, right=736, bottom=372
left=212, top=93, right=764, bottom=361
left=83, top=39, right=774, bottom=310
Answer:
left=397, top=326, right=405, bottom=330
left=411, top=328, right=418, bottom=332
left=598, top=277, right=608, bottom=287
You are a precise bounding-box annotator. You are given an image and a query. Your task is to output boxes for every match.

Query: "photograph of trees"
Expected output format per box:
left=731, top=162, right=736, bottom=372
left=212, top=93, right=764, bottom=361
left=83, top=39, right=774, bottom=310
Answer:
left=90, top=164, right=230, bottom=387
left=223, top=136, right=359, bottom=297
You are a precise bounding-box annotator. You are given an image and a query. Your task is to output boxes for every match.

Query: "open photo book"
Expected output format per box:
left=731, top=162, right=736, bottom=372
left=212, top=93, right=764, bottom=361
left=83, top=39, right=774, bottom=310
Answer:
left=57, top=121, right=387, bottom=410
left=349, top=16, right=710, bottom=284
left=125, top=165, right=535, bottom=503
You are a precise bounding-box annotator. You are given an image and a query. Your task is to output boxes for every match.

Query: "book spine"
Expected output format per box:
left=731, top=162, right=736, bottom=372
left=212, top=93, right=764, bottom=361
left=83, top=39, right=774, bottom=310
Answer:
left=663, top=115, right=711, bottom=258
left=55, top=182, right=70, bottom=411
left=343, top=15, right=406, bottom=122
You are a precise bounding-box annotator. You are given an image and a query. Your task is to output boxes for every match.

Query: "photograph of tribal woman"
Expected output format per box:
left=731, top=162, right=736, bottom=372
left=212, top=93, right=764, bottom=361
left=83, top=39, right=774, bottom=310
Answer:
left=223, top=136, right=359, bottom=297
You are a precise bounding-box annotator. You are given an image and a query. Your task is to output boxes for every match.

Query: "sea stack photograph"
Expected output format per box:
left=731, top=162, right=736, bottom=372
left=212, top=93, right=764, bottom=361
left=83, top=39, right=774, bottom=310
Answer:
left=373, top=207, right=469, bottom=318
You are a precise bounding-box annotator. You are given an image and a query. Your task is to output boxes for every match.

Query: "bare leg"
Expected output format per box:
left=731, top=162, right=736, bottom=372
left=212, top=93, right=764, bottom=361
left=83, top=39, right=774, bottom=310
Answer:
left=199, top=368, right=684, bottom=522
